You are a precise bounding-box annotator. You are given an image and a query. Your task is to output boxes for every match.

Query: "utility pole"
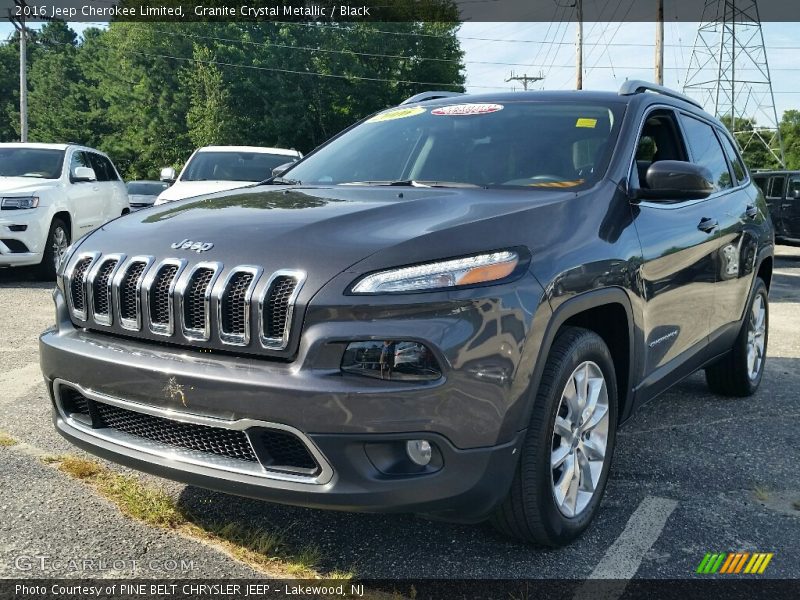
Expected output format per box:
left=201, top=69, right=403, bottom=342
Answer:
left=8, top=0, right=28, bottom=142
left=505, top=71, right=544, bottom=91
left=655, top=0, right=664, bottom=85
left=575, top=0, right=583, bottom=90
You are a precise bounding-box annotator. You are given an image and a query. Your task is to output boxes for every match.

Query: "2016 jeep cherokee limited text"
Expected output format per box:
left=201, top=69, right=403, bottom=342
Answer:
left=40, top=82, right=774, bottom=546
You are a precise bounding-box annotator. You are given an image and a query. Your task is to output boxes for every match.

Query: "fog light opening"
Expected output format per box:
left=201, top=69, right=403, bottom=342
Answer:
left=406, top=439, right=432, bottom=466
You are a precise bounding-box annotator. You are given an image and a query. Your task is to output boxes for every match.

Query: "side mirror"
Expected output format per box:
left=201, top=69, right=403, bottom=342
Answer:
left=635, top=160, right=715, bottom=201
left=72, top=166, right=97, bottom=182
left=791, top=189, right=800, bottom=200
left=160, top=167, right=177, bottom=184
left=272, top=162, right=295, bottom=178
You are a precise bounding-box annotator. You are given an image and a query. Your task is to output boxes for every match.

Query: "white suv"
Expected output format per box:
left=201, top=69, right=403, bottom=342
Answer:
left=154, top=145, right=302, bottom=205
left=0, top=143, right=129, bottom=278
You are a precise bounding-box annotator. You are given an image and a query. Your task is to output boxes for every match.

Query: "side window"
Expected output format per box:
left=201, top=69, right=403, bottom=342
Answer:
left=88, top=153, right=110, bottom=182
left=633, top=110, right=687, bottom=189
left=103, top=156, right=120, bottom=181
left=679, top=114, right=733, bottom=192
left=788, top=176, right=800, bottom=199
left=69, top=151, right=90, bottom=176
left=753, top=176, right=768, bottom=194
left=767, top=176, right=786, bottom=198
left=718, top=133, right=747, bottom=184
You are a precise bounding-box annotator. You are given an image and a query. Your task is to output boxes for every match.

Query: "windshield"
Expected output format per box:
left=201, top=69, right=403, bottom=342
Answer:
left=181, top=151, right=294, bottom=182
left=127, top=181, right=169, bottom=195
left=284, top=101, right=624, bottom=189
left=0, top=148, right=65, bottom=179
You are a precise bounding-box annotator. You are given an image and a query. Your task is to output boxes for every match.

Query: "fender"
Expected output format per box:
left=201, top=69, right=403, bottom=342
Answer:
left=516, top=286, right=638, bottom=429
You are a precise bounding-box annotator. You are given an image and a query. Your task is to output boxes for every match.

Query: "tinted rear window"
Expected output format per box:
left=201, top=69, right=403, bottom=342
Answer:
left=285, top=101, right=625, bottom=190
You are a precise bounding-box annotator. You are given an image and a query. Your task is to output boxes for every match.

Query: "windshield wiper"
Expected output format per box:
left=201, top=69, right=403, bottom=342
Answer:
left=255, top=176, right=301, bottom=186
left=341, top=180, right=482, bottom=188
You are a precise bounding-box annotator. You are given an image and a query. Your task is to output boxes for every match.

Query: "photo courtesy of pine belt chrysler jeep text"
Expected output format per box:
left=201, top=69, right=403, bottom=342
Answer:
left=40, top=82, right=774, bottom=546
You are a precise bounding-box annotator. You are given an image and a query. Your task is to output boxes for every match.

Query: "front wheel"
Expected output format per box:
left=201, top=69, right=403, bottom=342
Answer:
left=37, top=217, right=70, bottom=280
left=491, top=327, right=618, bottom=546
left=705, top=278, right=768, bottom=397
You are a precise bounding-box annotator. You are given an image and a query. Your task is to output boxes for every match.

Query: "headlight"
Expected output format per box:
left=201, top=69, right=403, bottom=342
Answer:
left=350, top=250, right=519, bottom=294
left=1, top=196, right=39, bottom=210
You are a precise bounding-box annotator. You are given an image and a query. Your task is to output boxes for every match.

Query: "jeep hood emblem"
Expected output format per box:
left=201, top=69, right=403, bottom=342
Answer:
left=171, top=239, right=214, bottom=253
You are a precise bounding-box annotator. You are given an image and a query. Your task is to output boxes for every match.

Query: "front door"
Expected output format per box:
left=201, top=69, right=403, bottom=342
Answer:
left=66, top=150, right=104, bottom=236
left=784, top=175, right=800, bottom=241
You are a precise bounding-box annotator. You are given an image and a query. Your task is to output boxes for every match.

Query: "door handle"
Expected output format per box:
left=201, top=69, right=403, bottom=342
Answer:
left=782, top=203, right=792, bottom=209
left=697, top=218, right=719, bottom=233
left=745, top=205, right=758, bottom=219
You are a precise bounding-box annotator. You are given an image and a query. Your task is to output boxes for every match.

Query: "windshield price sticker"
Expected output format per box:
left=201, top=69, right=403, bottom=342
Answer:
left=431, top=103, right=504, bottom=116
left=367, top=107, right=427, bottom=123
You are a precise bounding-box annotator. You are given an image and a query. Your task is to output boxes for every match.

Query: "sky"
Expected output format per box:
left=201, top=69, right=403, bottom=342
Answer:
left=2, top=19, right=799, bottom=122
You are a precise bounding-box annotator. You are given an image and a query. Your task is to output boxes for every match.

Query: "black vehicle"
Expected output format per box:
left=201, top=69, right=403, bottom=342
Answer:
left=752, top=170, right=800, bottom=245
left=40, top=82, right=774, bottom=546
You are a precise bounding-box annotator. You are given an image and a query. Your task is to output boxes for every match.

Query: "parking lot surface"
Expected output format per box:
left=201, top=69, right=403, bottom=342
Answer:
left=1, top=247, right=798, bottom=580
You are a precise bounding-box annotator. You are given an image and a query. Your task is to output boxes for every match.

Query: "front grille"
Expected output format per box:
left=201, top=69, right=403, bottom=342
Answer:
left=183, top=268, right=215, bottom=333
left=69, top=257, right=93, bottom=316
left=264, top=276, right=298, bottom=340
left=150, top=264, right=179, bottom=326
left=91, top=259, right=118, bottom=319
left=120, top=261, right=147, bottom=323
left=56, top=385, right=324, bottom=477
left=94, top=402, right=258, bottom=463
left=65, top=254, right=303, bottom=351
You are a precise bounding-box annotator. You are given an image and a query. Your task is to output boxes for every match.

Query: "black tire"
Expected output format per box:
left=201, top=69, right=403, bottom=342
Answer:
left=705, top=278, right=768, bottom=397
left=491, top=327, right=618, bottom=546
left=37, top=217, right=70, bottom=281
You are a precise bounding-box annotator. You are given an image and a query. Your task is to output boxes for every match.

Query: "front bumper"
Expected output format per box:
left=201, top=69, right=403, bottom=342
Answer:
left=39, top=271, right=546, bottom=520
left=0, top=210, right=47, bottom=266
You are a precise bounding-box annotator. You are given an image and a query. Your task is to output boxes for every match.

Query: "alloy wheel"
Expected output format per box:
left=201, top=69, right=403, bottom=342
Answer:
left=52, top=226, right=68, bottom=271
left=551, top=361, right=610, bottom=518
left=746, top=295, right=766, bottom=381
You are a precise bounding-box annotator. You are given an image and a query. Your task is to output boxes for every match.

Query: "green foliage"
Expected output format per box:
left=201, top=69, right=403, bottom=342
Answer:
left=0, top=16, right=464, bottom=179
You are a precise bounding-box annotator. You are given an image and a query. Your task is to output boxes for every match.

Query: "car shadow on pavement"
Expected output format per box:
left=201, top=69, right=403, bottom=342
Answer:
left=0, top=267, right=54, bottom=289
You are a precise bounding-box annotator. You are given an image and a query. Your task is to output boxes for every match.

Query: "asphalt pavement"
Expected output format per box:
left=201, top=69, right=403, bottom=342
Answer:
left=0, top=246, right=798, bottom=580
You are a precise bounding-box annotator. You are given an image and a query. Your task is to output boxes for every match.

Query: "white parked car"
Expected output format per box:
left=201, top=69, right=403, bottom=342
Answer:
left=154, top=145, right=302, bottom=205
left=0, top=143, right=129, bottom=278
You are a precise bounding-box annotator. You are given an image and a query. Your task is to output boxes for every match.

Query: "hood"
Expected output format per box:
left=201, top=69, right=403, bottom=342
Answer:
left=0, top=177, right=58, bottom=194
left=79, top=184, right=577, bottom=296
left=156, top=180, right=253, bottom=204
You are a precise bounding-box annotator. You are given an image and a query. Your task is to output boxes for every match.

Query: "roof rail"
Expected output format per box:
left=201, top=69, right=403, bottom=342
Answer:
left=400, top=91, right=464, bottom=105
left=618, top=80, right=703, bottom=109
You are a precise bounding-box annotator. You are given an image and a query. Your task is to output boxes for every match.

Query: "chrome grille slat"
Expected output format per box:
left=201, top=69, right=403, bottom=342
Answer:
left=88, top=254, right=124, bottom=326
left=66, top=253, right=100, bottom=321
left=113, top=257, right=153, bottom=331
left=217, top=266, right=262, bottom=346
left=178, top=262, right=221, bottom=341
left=259, top=270, right=305, bottom=350
left=66, top=253, right=303, bottom=352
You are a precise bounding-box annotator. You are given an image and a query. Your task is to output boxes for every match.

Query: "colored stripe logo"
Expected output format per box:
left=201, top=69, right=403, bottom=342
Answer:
left=696, top=552, right=773, bottom=574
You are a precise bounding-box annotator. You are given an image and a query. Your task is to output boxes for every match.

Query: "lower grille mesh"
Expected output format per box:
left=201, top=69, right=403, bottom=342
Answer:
left=94, top=402, right=258, bottom=463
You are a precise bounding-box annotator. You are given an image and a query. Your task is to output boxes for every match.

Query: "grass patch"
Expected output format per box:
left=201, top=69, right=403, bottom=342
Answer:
left=49, top=454, right=350, bottom=578
left=754, top=485, right=770, bottom=502
left=0, top=432, right=17, bottom=447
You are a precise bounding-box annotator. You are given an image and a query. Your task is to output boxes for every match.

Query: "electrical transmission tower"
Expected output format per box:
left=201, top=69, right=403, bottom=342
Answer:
left=683, top=0, right=785, bottom=167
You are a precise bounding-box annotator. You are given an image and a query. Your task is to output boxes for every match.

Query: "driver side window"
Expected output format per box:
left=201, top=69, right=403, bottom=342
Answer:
left=69, top=151, right=90, bottom=180
left=633, top=110, right=688, bottom=189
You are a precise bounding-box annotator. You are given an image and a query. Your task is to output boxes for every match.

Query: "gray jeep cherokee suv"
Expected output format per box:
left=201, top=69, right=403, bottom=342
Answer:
left=40, top=82, right=774, bottom=546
